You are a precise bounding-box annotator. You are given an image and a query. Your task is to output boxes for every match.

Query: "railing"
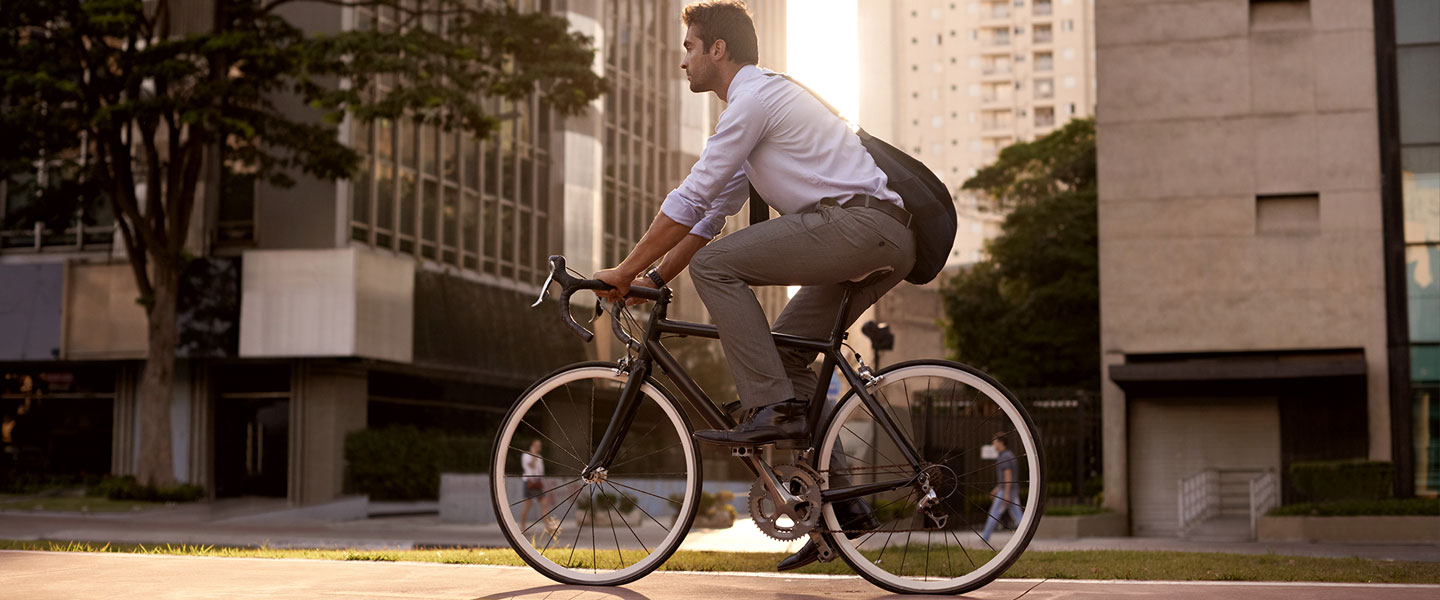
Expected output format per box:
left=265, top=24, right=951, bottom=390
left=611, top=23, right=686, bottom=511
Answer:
left=1249, top=469, right=1278, bottom=537
left=982, top=66, right=1012, bottom=76
left=1178, top=470, right=1217, bottom=537
left=0, top=220, right=116, bottom=252
left=1034, top=31, right=1054, bottom=44
left=1035, top=2, right=1053, bottom=17
left=1179, top=467, right=1278, bottom=539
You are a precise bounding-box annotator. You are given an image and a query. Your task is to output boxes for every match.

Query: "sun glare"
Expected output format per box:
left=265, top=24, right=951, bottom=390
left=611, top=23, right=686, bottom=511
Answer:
left=785, top=0, right=859, bottom=121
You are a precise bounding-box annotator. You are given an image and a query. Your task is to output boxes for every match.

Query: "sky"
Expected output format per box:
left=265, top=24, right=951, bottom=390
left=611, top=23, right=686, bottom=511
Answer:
left=785, top=0, right=859, bottom=121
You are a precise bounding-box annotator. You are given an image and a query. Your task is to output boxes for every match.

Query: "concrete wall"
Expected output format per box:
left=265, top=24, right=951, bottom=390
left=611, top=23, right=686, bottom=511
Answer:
left=239, top=247, right=413, bottom=362
left=1096, top=0, right=1388, bottom=515
left=63, top=262, right=148, bottom=360
left=290, top=362, right=367, bottom=505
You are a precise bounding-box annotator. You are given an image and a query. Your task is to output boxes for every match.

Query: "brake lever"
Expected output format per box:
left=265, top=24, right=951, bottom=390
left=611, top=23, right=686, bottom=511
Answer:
left=531, top=267, right=556, bottom=308
left=590, top=298, right=603, bottom=324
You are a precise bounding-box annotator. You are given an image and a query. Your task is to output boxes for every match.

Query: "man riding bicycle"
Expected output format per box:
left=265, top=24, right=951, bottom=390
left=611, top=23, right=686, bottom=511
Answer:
left=594, top=0, right=915, bottom=571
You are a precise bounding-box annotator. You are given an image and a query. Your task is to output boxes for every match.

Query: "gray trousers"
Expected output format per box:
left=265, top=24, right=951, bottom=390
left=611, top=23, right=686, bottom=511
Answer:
left=690, top=203, right=916, bottom=410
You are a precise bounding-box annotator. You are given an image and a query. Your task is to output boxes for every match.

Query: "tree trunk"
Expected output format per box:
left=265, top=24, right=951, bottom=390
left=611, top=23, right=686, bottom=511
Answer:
left=135, top=260, right=181, bottom=487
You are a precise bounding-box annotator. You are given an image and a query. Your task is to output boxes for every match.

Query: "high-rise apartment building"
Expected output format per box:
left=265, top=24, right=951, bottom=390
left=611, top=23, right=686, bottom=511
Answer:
left=861, top=0, right=1096, bottom=266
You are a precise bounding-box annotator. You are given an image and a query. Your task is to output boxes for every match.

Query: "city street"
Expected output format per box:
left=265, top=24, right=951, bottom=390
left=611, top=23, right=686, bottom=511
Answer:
left=3, top=550, right=1439, bottom=600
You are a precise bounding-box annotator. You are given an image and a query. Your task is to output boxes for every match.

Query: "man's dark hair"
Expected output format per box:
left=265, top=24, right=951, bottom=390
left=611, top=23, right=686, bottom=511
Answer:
left=681, top=1, right=759, bottom=66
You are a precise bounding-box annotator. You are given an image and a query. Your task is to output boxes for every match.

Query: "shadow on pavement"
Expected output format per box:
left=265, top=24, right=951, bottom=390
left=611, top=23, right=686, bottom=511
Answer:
left=474, top=583, right=655, bottom=600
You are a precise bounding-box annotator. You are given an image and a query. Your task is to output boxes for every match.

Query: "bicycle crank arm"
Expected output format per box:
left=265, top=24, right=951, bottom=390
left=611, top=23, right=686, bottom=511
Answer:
left=753, top=457, right=801, bottom=507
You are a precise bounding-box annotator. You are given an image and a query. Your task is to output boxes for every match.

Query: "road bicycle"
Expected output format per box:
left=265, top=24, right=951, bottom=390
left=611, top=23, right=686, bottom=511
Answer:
left=490, top=256, right=1045, bottom=594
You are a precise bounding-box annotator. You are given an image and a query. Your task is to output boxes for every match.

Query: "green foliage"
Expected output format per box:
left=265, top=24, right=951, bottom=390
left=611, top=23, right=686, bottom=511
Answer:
left=1044, top=504, right=1108, bottom=517
left=668, top=489, right=737, bottom=519
left=86, top=475, right=205, bottom=503
left=941, top=119, right=1098, bottom=390
left=343, top=426, right=490, bottom=501
left=1269, top=497, right=1439, bottom=517
left=1288, top=460, right=1395, bottom=503
left=577, top=491, right=639, bottom=515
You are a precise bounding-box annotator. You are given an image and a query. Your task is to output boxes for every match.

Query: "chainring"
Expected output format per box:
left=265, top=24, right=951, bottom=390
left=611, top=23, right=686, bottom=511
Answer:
left=749, top=463, right=824, bottom=541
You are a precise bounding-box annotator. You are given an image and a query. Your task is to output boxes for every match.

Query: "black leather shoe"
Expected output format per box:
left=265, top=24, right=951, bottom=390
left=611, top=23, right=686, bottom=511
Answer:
left=777, top=499, right=880, bottom=572
left=694, top=400, right=807, bottom=446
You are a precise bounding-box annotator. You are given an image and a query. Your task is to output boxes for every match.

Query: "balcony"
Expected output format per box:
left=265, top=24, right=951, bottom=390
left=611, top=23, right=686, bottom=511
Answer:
left=1035, top=1, right=1053, bottom=17
left=1033, top=30, right=1054, bottom=44
left=981, top=119, right=1011, bottom=131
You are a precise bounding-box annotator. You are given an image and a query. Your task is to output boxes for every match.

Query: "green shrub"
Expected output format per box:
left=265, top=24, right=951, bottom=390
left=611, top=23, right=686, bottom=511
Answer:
left=86, top=476, right=205, bottom=502
left=1045, top=504, right=1108, bottom=517
left=670, top=489, right=737, bottom=519
left=578, top=491, right=638, bottom=515
left=1289, top=460, right=1394, bottom=503
left=1269, top=497, right=1439, bottom=517
left=343, top=426, right=490, bottom=501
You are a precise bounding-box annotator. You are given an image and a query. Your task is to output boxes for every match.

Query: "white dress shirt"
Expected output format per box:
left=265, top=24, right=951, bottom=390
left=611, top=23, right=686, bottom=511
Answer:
left=659, top=65, right=903, bottom=240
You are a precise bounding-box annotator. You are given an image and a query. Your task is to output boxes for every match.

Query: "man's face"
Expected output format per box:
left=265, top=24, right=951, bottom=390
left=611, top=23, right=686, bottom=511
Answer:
left=681, top=26, right=717, bottom=94
left=992, top=439, right=1005, bottom=453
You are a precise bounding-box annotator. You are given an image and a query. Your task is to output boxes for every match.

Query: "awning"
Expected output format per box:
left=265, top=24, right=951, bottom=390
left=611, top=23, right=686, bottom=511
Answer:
left=1109, top=349, right=1367, bottom=384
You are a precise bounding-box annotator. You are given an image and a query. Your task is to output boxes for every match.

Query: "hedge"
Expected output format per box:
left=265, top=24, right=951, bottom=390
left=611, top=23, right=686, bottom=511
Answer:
left=344, top=426, right=490, bottom=501
left=1289, top=460, right=1393, bottom=503
left=1269, top=497, right=1439, bottom=517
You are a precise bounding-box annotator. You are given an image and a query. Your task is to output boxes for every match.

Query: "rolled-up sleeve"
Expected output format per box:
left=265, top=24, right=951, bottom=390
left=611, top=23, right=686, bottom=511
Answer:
left=689, top=169, right=751, bottom=239
left=660, top=95, right=767, bottom=232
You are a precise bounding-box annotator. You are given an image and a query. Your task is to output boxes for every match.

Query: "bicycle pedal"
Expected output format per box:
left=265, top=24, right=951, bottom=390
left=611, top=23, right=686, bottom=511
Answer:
left=730, top=446, right=759, bottom=458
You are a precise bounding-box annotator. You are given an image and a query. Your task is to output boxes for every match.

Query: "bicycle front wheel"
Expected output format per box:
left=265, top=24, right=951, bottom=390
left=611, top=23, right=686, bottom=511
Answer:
left=491, top=362, right=701, bottom=586
left=818, top=360, right=1045, bottom=595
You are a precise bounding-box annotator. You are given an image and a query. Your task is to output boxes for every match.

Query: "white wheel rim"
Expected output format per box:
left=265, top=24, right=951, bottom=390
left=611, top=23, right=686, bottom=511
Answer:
left=819, top=364, right=1041, bottom=592
left=493, top=366, right=698, bottom=584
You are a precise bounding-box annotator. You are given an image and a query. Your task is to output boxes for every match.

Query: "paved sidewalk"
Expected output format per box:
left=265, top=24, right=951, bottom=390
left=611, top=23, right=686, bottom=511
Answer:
left=4, top=551, right=1440, bottom=600
left=1, top=500, right=1437, bottom=562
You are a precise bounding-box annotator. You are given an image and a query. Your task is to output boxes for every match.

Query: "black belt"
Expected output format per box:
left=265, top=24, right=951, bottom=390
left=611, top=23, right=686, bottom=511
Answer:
left=819, top=195, right=913, bottom=228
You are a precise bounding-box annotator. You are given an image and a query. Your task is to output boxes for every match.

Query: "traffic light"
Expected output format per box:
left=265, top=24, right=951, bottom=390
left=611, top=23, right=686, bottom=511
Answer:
left=861, top=321, right=894, bottom=352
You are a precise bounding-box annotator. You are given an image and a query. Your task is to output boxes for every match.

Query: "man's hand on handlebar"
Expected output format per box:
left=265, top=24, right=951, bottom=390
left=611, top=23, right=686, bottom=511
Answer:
left=593, top=268, right=634, bottom=301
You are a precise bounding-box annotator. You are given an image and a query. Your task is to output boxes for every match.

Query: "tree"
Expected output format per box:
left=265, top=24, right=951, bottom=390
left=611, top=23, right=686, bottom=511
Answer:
left=0, top=0, right=603, bottom=487
left=941, top=119, right=1098, bottom=390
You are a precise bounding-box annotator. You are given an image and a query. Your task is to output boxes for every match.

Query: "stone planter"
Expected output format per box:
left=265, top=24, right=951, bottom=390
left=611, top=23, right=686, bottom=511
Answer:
left=1257, top=515, right=1440, bottom=543
left=1034, top=511, right=1128, bottom=539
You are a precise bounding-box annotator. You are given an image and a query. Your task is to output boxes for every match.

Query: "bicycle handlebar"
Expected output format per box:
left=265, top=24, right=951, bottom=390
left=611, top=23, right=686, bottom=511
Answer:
left=541, top=255, right=662, bottom=343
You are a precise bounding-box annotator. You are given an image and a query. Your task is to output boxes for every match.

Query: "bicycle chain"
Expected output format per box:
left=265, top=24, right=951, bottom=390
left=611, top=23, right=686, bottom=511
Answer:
left=807, top=462, right=957, bottom=535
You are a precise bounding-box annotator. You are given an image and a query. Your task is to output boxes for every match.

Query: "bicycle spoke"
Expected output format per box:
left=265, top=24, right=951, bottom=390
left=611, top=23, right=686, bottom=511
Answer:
left=537, top=485, right=584, bottom=551
left=510, top=477, right=583, bottom=507
left=524, top=484, right=584, bottom=535
left=517, top=421, right=587, bottom=469
left=540, top=394, right=585, bottom=467
left=608, top=479, right=683, bottom=504
left=608, top=443, right=682, bottom=471
left=607, top=497, right=624, bottom=569
left=605, top=482, right=652, bottom=553
left=507, top=444, right=585, bottom=475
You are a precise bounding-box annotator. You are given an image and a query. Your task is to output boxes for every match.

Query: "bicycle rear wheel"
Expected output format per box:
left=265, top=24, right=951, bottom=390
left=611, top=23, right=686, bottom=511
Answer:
left=817, top=360, right=1045, bottom=595
left=491, top=362, right=701, bottom=586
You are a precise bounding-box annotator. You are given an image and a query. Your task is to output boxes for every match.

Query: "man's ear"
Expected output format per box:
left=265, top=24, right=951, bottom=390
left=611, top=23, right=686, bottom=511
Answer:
left=710, top=38, right=728, bottom=61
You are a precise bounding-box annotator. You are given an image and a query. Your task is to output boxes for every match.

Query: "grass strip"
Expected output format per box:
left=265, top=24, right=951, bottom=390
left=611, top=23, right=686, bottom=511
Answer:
left=0, top=540, right=1436, bottom=584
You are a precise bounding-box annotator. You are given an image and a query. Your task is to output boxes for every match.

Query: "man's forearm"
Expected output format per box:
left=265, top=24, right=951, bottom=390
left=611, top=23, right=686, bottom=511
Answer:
left=615, top=213, right=693, bottom=278
left=656, top=234, right=710, bottom=282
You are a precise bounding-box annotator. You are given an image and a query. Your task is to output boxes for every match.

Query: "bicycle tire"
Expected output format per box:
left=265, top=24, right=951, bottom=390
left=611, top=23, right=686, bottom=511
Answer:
left=816, top=359, right=1046, bottom=595
left=491, top=362, right=702, bottom=586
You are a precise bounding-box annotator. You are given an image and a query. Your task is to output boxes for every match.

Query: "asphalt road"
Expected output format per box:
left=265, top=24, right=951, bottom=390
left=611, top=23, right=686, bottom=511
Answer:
left=3, top=550, right=1439, bottom=600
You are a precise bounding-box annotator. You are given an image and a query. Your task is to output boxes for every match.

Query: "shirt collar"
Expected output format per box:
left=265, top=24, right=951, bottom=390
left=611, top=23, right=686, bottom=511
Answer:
left=726, top=64, right=766, bottom=102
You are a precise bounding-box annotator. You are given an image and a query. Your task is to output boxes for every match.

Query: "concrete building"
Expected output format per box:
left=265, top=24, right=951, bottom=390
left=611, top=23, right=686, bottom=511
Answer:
left=0, top=0, right=789, bottom=504
left=860, top=0, right=1096, bottom=267
left=1095, top=0, right=1437, bottom=538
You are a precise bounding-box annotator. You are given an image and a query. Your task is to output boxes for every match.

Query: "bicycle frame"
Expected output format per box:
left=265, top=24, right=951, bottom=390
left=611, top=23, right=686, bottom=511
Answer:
left=581, top=285, right=924, bottom=508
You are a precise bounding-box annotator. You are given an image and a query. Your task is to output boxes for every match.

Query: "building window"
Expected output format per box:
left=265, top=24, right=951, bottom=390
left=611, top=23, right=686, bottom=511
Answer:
left=1393, top=0, right=1440, bottom=496
left=1034, top=23, right=1053, bottom=44
left=347, top=3, right=552, bottom=286
left=1061, top=19, right=1074, bottom=32
left=1034, top=0, right=1052, bottom=17
left=1035, top=51, right=1054, bottom=71
left=1035, top=78, right=1055, bottom=99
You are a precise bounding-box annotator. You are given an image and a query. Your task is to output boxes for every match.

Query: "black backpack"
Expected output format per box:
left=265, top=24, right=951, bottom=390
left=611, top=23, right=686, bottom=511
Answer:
left=751, top=73, right=957, bottom=285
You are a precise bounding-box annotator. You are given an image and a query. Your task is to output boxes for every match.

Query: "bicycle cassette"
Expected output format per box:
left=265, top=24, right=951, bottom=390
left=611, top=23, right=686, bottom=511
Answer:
left=749, top=463, right=824, bottom=541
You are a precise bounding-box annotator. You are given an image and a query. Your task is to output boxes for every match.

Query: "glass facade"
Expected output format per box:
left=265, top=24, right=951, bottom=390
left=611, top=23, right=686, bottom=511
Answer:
left=1394, top=0, right=1440, bottom=496
left=348, top=1, right=553, bottom=287
left=602, top=0, right=683, bottom=267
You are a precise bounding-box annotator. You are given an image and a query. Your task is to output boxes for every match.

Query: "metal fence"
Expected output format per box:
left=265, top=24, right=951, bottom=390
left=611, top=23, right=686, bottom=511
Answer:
left=1018, top=388, right=1102, bottom=507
